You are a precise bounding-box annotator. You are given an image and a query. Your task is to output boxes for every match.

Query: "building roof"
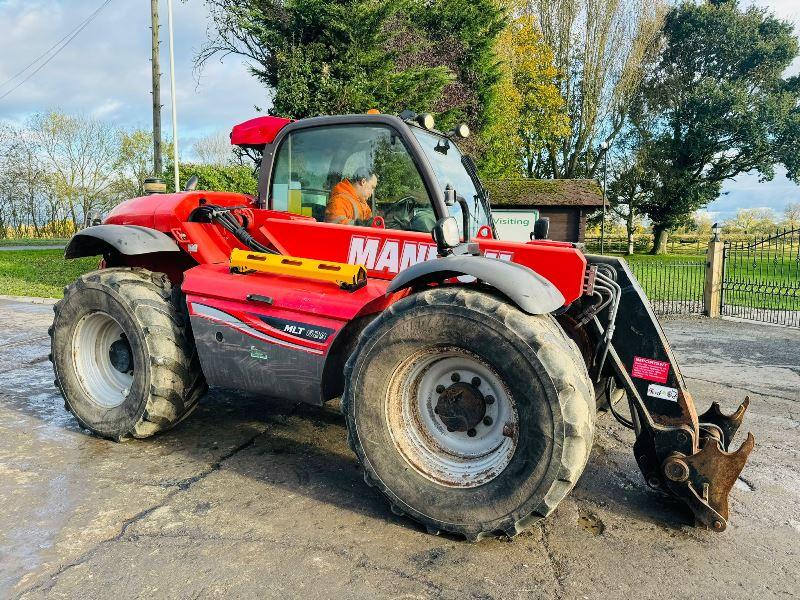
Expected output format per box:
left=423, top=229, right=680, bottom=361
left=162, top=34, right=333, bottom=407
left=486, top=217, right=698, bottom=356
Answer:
left=485, top=179, right=604, bottom=208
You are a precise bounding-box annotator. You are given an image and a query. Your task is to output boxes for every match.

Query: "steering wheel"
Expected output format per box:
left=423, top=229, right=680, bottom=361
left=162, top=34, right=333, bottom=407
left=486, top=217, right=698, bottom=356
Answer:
left=383, top=195, right=419, bottom=209
left=378, top=196, right=419, bottom=226
left=378, top=196, right=437, bottom=233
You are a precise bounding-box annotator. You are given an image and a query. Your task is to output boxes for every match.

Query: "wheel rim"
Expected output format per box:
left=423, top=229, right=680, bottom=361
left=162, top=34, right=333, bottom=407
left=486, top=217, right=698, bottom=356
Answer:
left=385, top=347, right=518, bottom=488
left=72, top=311, right=134, bottom=409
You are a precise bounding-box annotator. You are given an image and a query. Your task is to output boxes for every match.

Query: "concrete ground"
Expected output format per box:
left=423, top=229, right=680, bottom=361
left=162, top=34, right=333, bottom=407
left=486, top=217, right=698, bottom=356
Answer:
left=0, top=297, right=798, bottom=599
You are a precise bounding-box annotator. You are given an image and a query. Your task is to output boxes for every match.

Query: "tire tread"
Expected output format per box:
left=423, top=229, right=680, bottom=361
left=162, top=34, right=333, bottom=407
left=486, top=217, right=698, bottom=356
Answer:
left=342, top=287, right=594, bottom=540
left=50, top=267, right=207, bottom=440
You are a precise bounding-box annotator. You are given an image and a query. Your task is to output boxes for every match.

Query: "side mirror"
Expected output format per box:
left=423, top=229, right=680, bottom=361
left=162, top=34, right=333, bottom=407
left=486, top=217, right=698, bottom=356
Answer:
left=432, top=216, right=460, bottom=255
left=143, top=177, right=166, bottom=195
left=444, top=185, right=456, bottom=206
left=532, top=217, right=550, bottom=240
left=184, top=174, right=199, bottom=192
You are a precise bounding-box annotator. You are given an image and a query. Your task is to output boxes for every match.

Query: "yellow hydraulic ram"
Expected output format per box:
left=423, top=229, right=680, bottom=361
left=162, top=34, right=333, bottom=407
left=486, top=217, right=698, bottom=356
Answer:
left=229, top=249, right=368, bottom=292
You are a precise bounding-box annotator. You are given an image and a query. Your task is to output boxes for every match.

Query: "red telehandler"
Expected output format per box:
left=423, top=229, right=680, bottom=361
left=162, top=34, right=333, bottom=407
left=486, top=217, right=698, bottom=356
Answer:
left=50, top=111, right=753, bottom=540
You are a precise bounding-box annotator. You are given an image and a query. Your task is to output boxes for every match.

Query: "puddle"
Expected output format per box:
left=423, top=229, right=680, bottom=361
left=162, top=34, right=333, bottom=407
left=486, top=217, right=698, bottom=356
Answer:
left=578, top=513, right=605, bottom=535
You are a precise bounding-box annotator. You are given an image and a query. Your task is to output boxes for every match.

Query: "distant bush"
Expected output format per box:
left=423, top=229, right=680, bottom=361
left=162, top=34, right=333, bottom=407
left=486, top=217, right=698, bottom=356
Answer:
left=162, top=163, right=258, bottom=196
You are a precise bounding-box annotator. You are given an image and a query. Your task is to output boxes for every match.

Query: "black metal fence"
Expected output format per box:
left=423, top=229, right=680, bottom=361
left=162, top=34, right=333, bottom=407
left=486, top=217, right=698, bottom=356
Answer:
left=585, top=235, right=707, bottom=255
left=721, top=228, right=800, bottom=328
left=629, top=259, right=707, bottom=316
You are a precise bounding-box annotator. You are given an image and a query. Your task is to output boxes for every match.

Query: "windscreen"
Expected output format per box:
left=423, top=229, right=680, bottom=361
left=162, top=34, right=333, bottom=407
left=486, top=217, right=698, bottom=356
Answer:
left=411, top=129, right=491, bottom=237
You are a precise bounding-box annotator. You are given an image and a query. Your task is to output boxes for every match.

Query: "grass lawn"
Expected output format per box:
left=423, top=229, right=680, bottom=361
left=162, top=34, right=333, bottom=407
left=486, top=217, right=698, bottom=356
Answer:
left=0, top=238, right=69, bottom=247
left=624, top=254, right=707, bottom=306
left=611, top=252, right=798, bottom=311
left=0, top=247, right=796, bottom=314
left=623, top=253, right=705, bottom=263
left=0, top=250, right=98, bottom=298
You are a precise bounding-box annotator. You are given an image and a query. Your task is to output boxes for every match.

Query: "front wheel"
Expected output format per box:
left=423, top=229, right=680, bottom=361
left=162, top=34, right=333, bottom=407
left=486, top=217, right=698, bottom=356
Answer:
left=50, top=268, right=206, bottom=440
left=343, top=287, right=594, bottom=540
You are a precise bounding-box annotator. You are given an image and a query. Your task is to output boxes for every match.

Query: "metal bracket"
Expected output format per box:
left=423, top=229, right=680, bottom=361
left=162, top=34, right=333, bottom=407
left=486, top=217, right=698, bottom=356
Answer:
left=698, top=398, right=750, bottom=451
left=623, top=364, right=754, bottom=531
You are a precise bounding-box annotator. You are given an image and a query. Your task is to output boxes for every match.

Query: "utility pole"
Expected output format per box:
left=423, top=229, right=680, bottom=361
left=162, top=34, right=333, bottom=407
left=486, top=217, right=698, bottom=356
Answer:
left=150, top=0, right=162, bottom=177
left=167, top=0, right=180, bottom=192
left=600, top=141, right=609, bottom=255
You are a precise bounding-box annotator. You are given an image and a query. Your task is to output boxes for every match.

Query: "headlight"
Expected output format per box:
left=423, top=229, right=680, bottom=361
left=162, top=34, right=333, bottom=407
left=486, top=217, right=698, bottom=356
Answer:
left=417, top=113, right=436, bottom=130
left=433, top=216, right=461, bottom=250
left=451, top=123, right=470, bottom=139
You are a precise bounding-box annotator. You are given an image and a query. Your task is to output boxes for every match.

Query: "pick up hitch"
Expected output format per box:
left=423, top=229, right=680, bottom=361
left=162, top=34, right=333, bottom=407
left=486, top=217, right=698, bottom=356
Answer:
left=586, top=256, right=754, bottom=531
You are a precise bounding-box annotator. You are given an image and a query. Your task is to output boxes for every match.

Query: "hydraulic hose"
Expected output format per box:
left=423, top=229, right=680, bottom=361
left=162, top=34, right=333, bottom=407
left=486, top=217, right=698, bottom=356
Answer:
left=191, top=204, right=278, bottom=255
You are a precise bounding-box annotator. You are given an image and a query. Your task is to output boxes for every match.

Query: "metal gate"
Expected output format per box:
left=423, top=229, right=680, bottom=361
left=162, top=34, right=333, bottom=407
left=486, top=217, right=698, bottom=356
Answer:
left=630, top=259, right=706, bottom=315
left=721, top=228, right=800, bottom=327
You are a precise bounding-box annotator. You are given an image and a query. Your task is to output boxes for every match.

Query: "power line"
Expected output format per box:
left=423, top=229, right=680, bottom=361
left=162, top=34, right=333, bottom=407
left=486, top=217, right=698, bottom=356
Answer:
left=0, top=0, right=114, bottom=101
left=0, top=0, right=111, bottom=91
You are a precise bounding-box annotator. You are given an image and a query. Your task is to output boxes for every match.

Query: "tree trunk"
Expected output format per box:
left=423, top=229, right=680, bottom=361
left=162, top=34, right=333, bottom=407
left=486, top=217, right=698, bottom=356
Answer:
left=626, top=208, right=635, bottom=255
left=651, top=226, right=669, bottom=255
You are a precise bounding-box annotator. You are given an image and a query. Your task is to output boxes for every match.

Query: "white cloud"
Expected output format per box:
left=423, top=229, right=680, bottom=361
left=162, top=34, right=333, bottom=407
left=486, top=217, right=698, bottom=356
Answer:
left=0, top=0, right=798, bottom=211
left=704, top=1, right=800, bottom=218
left=717, top=167, right=799, bottom=221
left=0, top=0, right=268, bottom=156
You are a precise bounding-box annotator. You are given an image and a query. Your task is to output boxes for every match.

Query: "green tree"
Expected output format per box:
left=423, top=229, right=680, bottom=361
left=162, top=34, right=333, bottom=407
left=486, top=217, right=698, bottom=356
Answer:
left=634, top=0, right=800, bottom=253
left=114, top=130, right=155, bottom=198
left=725, top=208, right=778, bottom=235
left=30, top=111, right=119, bottom=230
left=163, top=163, right=258, bottom=196
left=607, top=155, right=649, bottom=255
left=528, top=0, right=666, bottom=179
left=783, top=202, right=800, bottom=229
left=404, top=0, right=506, bottom=135
left=200, top=0, right=453, bottom=118
left=481, top=2, right=570, bottom=179
left=200, top=0, right=510, bottom=167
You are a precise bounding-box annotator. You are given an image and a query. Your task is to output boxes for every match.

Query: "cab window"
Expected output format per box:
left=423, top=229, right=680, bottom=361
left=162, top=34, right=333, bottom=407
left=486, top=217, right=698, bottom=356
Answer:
left=270, top=125, right=436, bottom=232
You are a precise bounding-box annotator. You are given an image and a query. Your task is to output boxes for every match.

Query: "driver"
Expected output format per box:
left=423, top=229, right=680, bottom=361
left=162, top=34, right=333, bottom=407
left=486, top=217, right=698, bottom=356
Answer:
left=325, top=168, right=377, bottom=226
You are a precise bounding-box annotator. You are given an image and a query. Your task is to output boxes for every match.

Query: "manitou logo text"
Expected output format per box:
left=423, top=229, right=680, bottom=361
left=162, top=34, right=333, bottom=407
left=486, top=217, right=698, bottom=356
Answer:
left=347, top=236, right=513, bottom=274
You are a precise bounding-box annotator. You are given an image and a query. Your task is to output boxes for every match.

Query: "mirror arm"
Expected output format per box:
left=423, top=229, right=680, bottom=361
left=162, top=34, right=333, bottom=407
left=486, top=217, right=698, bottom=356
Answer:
left=456, top=195, right=470, bottom=242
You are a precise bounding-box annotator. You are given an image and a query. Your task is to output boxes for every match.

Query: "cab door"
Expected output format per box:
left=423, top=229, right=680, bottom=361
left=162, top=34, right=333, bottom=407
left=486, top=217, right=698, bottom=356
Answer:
left=261, top=122, right=444, bottom=279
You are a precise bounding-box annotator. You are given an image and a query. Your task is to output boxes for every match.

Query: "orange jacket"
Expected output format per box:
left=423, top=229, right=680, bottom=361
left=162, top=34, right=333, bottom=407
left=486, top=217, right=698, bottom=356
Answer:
left=325, top=179, right=372, bottom=225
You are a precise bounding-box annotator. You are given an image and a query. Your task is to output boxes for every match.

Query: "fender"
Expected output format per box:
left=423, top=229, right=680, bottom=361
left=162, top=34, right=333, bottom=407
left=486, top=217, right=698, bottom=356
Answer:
left=65, top=224, right=181, bottom=258
left=386, top=254, right=565, bottom=315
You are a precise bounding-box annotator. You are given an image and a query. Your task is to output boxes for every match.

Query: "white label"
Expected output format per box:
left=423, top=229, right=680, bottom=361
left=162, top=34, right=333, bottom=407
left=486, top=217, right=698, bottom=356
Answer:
left=647, top=384, right=679, bottom=402
left=492, top=209, right=539, bottom=242
left=348, top=236, right=437, bottom=274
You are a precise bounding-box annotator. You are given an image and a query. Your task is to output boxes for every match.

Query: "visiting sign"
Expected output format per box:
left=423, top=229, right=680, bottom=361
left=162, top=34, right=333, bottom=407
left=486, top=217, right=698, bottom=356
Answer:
left=492, top=209, right=539, bottom=242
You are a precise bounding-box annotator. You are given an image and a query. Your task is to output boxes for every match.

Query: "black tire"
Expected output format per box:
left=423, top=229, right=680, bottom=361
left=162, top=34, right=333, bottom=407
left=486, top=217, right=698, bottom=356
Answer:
left=343, top=287, right=594, bottom=541
left=50, top=267, right=207, bottom=441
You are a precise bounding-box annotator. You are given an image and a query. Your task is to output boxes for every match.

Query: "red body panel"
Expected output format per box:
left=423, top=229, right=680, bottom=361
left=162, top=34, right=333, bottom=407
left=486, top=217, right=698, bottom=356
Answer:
left=261, top=218, right=587, bottom=303
left=182, top=262, right=399, bottom=404
left=102, top=183, right=588, bottom=404
left=105, top=190, right=255, bottom=230
left=183, top=262, right=395, bottom=330
left=230, top=116, right=293, bottom=147
left=105, top=190, right=587, bottom=305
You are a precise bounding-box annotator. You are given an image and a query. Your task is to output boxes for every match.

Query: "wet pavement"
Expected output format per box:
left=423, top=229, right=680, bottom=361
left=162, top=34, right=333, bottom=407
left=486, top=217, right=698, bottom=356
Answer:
left=0, top=298, right=798, bottom=599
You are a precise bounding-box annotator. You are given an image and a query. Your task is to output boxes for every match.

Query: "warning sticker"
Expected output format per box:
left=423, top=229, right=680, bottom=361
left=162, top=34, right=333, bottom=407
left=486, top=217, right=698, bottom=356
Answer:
left=631, top=356, right=670, bottom=384
left=647, top=383, right=679, bottom=402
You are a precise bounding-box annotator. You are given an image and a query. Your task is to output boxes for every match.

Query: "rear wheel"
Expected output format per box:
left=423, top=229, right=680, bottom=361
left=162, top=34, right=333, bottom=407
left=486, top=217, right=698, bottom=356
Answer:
left=343, top=287, right=594, bottom=540
left=50, top=268, right=206, bottom=440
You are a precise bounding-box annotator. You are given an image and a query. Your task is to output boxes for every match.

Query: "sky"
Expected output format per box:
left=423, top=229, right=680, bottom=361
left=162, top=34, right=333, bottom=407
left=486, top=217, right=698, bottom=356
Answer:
left=0, top=0, right=798, bottom=222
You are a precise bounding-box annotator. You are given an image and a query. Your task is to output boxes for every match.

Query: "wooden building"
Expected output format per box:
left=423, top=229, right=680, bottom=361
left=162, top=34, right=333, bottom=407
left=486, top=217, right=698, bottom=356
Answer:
left=485, top=179, right=604, bottom=243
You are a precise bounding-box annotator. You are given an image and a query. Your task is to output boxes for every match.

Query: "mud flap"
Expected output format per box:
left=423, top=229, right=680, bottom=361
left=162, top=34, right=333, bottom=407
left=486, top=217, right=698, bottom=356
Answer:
left=587, top=255, right=754, bottom=531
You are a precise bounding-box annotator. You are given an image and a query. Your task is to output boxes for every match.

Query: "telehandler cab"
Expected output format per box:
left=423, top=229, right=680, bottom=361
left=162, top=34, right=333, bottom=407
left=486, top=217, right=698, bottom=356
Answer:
left=50, top=111, right=753, bottom=540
